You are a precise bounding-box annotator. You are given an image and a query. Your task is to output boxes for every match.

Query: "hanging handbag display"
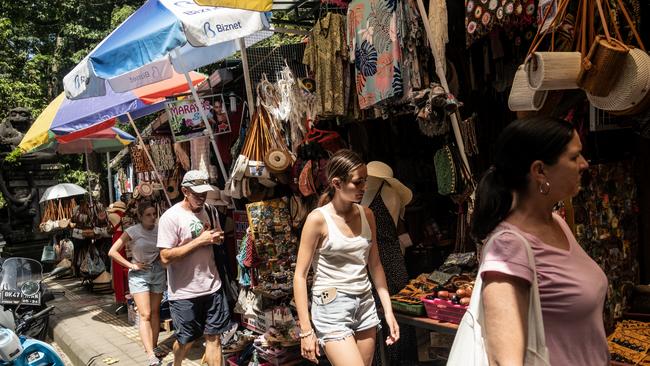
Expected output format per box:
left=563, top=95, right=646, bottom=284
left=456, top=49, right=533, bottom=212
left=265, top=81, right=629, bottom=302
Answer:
left=584, top=0, right=649, bottom=115
left=526, top=51, right=582, bottom=90
left=508, top=65, right=549, bottom=111
left=577, top=35, right=628, bottom=97
left=39, top=200, right=57, bottom=232
left=433, top=143, right=472, bottom=197
left=79, top=245, right=106, bottom=277
left=166, top=164, right=182, bottom=200
left=240, top=106, right=273, bottom=179
left=576, top=0, right=629, bottom=97
left=447, top=230, right=550, bottom=366
left=57, top=200, right=70, bottom=229
left=524, top=0, right=581, bottom=91
left=508, top=3, right=559, bottom=112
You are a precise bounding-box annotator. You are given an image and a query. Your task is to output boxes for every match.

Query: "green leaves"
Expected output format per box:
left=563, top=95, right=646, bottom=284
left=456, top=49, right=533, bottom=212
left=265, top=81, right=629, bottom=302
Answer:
left=0, top=0, right=143, bottom=120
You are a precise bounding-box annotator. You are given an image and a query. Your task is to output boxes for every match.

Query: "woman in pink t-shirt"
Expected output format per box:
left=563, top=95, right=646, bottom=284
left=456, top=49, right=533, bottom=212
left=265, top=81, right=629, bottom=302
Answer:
left=469, top=117, right=609, bottom=365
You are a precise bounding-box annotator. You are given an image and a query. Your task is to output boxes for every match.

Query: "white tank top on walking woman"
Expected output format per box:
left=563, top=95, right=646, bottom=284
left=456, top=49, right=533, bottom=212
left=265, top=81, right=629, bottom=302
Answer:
left=311, top=203, right=373, bottom=295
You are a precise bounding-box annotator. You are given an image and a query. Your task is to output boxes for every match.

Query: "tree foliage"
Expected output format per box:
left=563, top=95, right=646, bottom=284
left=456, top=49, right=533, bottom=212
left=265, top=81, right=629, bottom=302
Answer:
left=0, top=0, right=141, bottom=120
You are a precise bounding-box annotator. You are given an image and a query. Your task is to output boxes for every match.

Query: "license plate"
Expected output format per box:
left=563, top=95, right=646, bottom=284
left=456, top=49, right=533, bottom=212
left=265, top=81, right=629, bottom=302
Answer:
left=0, top=290, right=40, bottom=306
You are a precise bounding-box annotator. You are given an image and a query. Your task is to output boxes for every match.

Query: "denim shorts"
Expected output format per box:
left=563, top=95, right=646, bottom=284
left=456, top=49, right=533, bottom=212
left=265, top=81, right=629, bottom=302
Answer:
left=128, top=260, right=166, bottom=294
left=311, top=289, right=380, bottom=345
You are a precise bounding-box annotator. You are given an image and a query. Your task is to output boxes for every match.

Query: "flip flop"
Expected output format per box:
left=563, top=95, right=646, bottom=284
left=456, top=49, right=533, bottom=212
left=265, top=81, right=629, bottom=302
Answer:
left=153, top=347, right=168, bottom=359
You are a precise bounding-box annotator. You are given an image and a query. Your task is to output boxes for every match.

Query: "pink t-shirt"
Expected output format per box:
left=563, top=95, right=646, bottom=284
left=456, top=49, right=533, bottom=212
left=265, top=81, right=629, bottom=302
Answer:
left=480, top=214, right=609, bottom=366
left=157, top=203, right=221, bottom=301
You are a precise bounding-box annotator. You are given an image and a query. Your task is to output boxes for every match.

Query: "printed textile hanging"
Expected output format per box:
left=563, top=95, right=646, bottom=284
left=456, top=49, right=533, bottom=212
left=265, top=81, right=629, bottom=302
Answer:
left=347, top=0, right=404, bottom=109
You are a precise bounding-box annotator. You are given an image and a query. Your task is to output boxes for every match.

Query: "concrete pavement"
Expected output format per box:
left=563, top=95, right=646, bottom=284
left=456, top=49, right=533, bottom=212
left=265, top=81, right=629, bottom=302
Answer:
left=46, top=275, right=206, bottom=365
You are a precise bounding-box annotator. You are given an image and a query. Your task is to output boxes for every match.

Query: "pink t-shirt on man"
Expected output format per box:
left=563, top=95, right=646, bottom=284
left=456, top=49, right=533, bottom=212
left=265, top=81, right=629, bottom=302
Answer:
left=157, top=202, right=221, bottom=301
left=480, top=213, right=609, bottom=366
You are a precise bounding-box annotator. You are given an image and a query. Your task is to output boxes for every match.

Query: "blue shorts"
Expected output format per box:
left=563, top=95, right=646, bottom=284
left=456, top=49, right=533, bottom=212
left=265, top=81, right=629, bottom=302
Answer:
left=311, top=289, right=380, bottom=345
left=128, top=261, right=166, bottom=294
left=169, top=288, right=232, bottom=344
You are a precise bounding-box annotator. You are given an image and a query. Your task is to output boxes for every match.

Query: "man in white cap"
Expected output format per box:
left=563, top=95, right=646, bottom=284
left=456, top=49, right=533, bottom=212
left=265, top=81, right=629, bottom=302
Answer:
left=157, top=170, right=229, bottom=366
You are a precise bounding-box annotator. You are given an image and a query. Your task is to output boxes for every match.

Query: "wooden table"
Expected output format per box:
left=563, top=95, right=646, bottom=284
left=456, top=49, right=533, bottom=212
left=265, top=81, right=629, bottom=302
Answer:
left=393, top=312, right=459, bottom=335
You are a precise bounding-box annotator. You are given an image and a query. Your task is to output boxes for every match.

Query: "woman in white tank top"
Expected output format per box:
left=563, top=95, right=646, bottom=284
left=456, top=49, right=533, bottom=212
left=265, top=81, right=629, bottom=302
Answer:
left=293, top=150, right=400, bottom=366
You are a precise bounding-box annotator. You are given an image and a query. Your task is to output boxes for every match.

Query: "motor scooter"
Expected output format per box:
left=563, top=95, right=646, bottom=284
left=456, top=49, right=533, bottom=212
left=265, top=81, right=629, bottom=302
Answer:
left=0, top=260, right=64, bottom=365
left=0, top=258, right=64, bottom=340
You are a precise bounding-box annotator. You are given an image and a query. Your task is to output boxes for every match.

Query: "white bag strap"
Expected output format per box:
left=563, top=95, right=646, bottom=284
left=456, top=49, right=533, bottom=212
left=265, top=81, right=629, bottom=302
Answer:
left=471, top=229, right=549, bottom=364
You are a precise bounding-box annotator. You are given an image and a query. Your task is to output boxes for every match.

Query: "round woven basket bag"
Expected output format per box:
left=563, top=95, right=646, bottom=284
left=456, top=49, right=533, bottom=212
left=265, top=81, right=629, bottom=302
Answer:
left=587, top=48, right=650, bottom=114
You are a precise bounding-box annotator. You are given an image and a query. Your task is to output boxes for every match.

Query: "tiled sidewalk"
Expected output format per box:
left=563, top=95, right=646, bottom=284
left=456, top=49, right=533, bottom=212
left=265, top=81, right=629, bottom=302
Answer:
left=47, top=276, right=206, bottom=365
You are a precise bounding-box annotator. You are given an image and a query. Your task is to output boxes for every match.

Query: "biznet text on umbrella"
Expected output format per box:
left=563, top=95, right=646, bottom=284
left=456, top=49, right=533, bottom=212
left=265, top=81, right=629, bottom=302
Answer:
left=203, top=21, right=242, bottom=38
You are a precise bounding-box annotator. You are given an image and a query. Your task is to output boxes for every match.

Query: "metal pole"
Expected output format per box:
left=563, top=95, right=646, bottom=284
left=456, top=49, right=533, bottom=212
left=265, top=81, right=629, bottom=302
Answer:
left=415, top=0, right=472, bottom=177
left=182, top=71, right=229, bottom=182
left=84, top=152, right=94, bottom=207
left=171, top=48, right=229, bottom=182
left=107, top=152, right=114, bottom=204
left=238, top=37, right=256, bottom=119
left=126, top=112, right=172, bottom=206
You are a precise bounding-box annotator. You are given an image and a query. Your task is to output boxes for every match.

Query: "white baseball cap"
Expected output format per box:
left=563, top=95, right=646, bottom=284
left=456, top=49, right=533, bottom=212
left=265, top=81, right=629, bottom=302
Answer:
left=181, top=170, right=214, bottom=194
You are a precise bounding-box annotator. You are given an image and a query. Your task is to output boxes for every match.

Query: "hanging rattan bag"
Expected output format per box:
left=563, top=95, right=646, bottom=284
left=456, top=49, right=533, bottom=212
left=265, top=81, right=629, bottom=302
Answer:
left=39, top=200, right=57, bottom=232
left=523, top=0, right=581, bottom=91
left=57, top=200, right=70, bottom=229
left=576, top=0, right=629, bottom=97
left=526, top=51, right=582, bottom=90
left=588, top=48, right=650, bottom=113
left=240, top=106, right=271, bottom=179
left=577, top=35, right=628, bottom=96
left=508, top=3, right=558, bottom=112
left=586, top=0, right=649, bottom=115
left=508, top=65, right=549, bottom=111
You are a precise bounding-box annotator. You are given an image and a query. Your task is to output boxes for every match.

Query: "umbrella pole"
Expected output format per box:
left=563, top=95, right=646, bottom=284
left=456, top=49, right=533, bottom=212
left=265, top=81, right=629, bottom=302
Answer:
left=126, top=112, right=172, bottom=206
left=107, top=152, right=114, bottom=204
left=84, top=152, right=94, bottom=207
left=238, top=37, right=255, bottom=119
left=182, top=71, right=229, bottom=183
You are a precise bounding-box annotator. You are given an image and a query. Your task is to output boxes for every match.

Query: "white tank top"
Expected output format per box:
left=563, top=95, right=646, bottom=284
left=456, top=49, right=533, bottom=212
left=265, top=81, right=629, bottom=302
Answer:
left=311, top=203, right=373, bottom=295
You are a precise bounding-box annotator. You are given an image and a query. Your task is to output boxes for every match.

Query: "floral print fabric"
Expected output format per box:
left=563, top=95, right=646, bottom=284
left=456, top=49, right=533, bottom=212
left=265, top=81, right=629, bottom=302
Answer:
left=303, top=13, right=349, bottom=117
left=348, top=0, right=404, bottom=109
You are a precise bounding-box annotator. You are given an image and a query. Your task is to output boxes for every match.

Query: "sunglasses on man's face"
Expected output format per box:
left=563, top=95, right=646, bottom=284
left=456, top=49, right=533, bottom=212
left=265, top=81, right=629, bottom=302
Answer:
left=186, top=189, right=207, bottom=197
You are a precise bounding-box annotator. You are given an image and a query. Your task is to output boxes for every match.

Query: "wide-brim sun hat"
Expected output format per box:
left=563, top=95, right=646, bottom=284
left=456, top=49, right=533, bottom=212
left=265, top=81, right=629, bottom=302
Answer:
left=106, top=201, right=127, bottom=213
left=366, top=161, right=413, bottom=206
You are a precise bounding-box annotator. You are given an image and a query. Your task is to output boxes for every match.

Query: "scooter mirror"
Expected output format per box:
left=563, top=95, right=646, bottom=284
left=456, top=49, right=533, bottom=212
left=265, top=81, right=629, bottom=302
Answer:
left=20, top=281, right=39, bottom=297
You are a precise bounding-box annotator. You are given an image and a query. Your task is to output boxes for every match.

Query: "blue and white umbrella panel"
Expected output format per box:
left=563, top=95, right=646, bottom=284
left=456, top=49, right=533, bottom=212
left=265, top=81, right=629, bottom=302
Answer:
left=64, top=0, right=270, bottom=99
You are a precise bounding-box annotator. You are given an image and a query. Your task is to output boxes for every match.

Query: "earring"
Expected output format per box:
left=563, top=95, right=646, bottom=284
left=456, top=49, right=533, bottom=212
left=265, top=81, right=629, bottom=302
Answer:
left=539, top=181, right=551, bottom=195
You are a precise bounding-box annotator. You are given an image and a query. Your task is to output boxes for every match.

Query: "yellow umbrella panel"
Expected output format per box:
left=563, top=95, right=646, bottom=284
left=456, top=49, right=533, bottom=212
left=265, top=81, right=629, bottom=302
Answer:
left=194, top=0, right=272, bottom=12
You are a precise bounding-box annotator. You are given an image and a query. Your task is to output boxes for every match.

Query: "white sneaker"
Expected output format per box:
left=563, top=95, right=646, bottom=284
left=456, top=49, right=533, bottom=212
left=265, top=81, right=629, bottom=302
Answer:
left=220, top=322, right=238, bottom=345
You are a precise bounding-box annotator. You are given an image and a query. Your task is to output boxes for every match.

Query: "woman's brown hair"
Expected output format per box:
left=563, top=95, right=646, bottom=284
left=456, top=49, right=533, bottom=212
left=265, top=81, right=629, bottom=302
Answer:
left=136, top=200, right=156, bottom=220
left=317, top=149, right=365, bottom=207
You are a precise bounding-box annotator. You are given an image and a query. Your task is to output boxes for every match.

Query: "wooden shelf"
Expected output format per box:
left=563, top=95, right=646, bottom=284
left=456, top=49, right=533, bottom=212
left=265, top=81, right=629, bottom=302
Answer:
left=393, top=312, right=459, bottom=335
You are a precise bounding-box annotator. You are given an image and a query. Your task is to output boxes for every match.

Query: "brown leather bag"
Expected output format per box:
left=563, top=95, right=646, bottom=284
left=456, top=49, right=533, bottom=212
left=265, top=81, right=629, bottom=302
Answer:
left=576, top=0, right=629, bottom=97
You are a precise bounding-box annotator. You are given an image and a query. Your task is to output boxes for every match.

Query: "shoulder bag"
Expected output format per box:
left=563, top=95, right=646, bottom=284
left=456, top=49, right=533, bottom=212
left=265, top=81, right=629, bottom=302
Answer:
left=447, top=229, right=550, bottom=366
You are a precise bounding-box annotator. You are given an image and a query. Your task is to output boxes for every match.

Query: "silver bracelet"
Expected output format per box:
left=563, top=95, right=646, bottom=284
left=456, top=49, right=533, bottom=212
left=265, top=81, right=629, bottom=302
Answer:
left=299, top=329, right=314, bottom=338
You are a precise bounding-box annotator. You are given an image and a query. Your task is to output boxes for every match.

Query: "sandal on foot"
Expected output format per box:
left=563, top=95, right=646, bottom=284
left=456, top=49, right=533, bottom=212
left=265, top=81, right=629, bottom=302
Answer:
left=147, top=355, right=161, bottom=366
left=153, top=347, right=167, bottom=359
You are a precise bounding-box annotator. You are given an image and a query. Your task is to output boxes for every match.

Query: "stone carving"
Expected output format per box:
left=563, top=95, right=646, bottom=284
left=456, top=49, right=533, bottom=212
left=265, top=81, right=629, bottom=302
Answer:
left=0, top=107, right=32, bottom=151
